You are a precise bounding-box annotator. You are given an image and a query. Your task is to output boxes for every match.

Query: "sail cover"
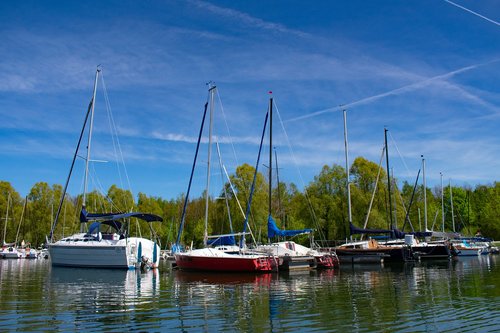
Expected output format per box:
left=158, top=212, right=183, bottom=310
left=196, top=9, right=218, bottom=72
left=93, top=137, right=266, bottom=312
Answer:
left=267, top=215, right=312, bottom=238
left=349, top=222, right=392, bottom=236
left=80, top=208, right=163, bottom=223
left=350, top=223, right=434, bottom=239
left=207, top=235, right=236, bottom=246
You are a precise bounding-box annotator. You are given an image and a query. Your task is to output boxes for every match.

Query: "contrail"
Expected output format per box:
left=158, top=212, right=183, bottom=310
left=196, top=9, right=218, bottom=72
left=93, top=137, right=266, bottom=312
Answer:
left=286, top=62, right=485, bottom=123
left=444, top=0, right=500, bottom=26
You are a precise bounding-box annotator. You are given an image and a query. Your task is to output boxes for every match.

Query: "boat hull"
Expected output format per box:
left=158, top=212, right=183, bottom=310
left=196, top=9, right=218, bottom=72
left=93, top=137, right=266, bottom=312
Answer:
left=49, top=236, right=160, bottom=269
left=175, top=250, right=277, bottom=272
left=412, top=244, right=451, bottom=259
left=454, top=246, right=483, bottom=256
left=1, top=248, right=22, bottom=259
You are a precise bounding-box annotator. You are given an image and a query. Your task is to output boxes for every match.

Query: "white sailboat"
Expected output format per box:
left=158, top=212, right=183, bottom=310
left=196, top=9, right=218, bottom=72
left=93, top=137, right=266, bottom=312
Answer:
left=48, top=68, right=162, bottom=270
left=1, top=193, right=22, bottom=259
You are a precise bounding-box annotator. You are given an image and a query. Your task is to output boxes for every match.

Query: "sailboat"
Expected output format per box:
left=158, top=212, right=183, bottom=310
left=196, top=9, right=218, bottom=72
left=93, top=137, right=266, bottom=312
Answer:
left=1, top=193, right=22, bottom=259
left=254, top=96, right=337, bottom=270
left=404, top=156, right=454, bottom=260
left=173, top=84, right=277, bottom=272
left=333, top=121, right=415, bottom=263
left=439, top=178, right=488, bottom=256
left=47, top=68, right=163, bottom=269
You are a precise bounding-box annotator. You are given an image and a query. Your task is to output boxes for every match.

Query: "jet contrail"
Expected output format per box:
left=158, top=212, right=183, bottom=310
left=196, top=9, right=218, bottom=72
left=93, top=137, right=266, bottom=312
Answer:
left=286, top=62, right=487, bottom=123
left=444, top=0, right=500, bottom=26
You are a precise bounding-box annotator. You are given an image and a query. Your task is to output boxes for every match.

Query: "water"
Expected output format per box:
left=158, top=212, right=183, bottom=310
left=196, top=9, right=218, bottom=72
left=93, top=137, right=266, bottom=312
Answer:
left=0, top=256, right=499, bottom=332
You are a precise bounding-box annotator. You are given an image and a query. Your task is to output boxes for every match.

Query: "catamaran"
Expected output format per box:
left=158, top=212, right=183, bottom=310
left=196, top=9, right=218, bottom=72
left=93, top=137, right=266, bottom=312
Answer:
left=47, top=68, right=162, bottom=270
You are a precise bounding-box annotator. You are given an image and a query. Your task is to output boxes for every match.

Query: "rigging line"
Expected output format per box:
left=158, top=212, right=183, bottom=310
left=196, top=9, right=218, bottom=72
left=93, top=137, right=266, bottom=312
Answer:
left=215, top=88, right=240, bottom=168
left=444, top=0, right=500, bottom=26
left=273, top=101, right=325, bottom=239
left=102, top=76, right=132, bottom=203
left=216, top=141, right=234, bottom=234
left=101, top=72, right=134, bottom=210
left=388, top=131, right=412, bottom=178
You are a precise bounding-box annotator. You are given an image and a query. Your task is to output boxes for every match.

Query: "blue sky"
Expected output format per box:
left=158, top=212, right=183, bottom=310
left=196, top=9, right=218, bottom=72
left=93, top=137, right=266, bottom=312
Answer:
left=0, top=0, right=498, bottom=201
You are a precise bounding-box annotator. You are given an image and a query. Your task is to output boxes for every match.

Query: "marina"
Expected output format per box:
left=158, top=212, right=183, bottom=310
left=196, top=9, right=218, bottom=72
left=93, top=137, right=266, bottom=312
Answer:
left=0, top=1, right=499, bottom=332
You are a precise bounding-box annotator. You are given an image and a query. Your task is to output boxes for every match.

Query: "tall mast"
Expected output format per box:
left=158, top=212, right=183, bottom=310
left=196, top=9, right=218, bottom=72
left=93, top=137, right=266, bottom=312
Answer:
left=83, top=67, right=100, bottom=208
left=343, top=110, right=352, bottom=233
left=422, top=155, right=428, bottom=231
left=204, top=84, right=216, bottom=247
left=440, top=172, right=445, bottom=233
left=449, top=179, right=455, bottom=232
left=268, top=97, right=273, bottom=217
left=384, top=128, right=393, bottom=230
left=274, top=148, right=283, bottom=224
left=2, top=192, right=10, bottom=244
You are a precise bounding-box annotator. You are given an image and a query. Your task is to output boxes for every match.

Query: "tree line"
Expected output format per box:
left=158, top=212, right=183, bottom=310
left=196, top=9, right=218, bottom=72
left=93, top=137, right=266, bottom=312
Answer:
left=1, top=157, right=498, bottom=248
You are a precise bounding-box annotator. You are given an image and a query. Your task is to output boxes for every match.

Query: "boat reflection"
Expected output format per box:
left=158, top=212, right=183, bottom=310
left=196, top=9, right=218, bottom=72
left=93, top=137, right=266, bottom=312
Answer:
left=174, top=270, right=274, bottom=286
left=49, top=266, right=159, bottom=313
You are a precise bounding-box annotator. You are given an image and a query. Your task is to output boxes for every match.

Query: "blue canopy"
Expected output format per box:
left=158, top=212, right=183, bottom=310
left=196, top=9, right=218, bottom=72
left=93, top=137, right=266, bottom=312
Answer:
left=267, top=215, right=312, bottom=238
left=80, top=208, right=163, bottom=223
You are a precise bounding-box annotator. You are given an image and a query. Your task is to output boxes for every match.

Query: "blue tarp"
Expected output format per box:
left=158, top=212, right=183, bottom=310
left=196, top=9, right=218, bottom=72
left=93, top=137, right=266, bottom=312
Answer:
left=267, top=215, right=312, bottom=238
left=80, top=208, right=163, bottom=223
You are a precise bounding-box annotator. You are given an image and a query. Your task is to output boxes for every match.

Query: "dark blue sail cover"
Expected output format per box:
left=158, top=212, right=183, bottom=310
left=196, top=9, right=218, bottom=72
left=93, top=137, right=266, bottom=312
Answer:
left=349, top=223, right=433, bottom=239
left=349, top=222, right=392, bottom=236
left=267, top=215, right=312, bottom=238
left=80, top=208, right=163, bottom=223
left=207, top=235, right=236, bottom=246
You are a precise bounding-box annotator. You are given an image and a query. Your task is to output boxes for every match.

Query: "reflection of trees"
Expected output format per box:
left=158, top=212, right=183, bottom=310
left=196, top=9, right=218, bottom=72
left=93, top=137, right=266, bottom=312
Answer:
left=1, top=257, right=499, bottom=331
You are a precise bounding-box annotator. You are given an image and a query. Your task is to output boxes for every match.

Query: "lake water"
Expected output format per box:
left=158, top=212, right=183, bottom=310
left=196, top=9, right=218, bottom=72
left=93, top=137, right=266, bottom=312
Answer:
left=0, top=256, right=498, bottom=332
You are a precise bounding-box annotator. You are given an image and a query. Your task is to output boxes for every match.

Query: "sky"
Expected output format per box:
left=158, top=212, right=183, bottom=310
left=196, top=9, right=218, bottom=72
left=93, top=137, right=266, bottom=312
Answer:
left=0, top=0, right=499, bottom=201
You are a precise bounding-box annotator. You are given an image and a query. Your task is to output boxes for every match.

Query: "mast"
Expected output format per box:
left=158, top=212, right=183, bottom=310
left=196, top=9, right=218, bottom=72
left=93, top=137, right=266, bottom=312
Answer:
left=15, top=196, right=27, bottom=245
left=384, top=128, right=393, bottom=230
left=449, top=179, right=455, bottom=232
left=441, top=172, right=445, bottom=233
left=274, top=148, right=283, bottom=225
left=391, top=167, right=398, bottom=229
left=2, top=192, right=11, bottom=245
left=343, top=110, right=352, bottom=233
left=49, top=68, right=99, bottom=241
left=422, top=155, right=428, bottom=231
left=82, top=68, right=100, bottom=209
left=204, top=84, right=216, bottom=247
left=268, top=97, right=273, bottom=218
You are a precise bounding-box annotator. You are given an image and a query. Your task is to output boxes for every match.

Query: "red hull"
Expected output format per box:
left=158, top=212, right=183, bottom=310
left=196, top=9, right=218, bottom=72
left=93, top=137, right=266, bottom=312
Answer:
left=175, top=253, right=277, bottom=272
left=315, top=254, right=339, bottom=269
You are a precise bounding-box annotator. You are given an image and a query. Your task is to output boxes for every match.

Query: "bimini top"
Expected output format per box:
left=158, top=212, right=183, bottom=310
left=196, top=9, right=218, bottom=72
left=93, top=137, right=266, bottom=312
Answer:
left=80, top=208, right=163, bottom=223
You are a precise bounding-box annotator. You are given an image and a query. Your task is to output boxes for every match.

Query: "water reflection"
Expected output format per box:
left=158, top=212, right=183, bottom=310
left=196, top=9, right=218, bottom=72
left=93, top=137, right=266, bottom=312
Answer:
left=50, top=266, right=160, bottom=306
left=0, top=256, right=498, bottom=332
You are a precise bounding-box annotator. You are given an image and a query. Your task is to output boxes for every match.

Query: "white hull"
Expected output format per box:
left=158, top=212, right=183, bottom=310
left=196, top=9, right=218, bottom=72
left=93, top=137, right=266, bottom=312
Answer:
left=49, top=234, right=160, bottom=270
left=1, top=247, right=22, bottom=259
